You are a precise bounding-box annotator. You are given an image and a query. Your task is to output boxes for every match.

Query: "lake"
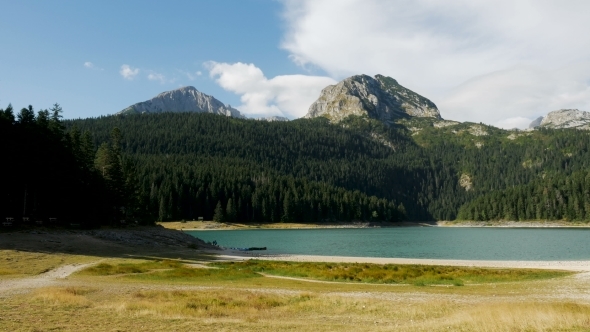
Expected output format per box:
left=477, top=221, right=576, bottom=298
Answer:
left=187, top=227, right=590, bottom=261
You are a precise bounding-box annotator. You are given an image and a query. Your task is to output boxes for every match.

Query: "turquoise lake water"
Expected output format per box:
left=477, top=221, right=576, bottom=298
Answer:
left=187, top=227, right=590, bottom=261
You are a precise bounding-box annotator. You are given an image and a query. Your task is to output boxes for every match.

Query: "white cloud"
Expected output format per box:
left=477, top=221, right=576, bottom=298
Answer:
left=120, top=64, right=140, bottom=80
left=84, top=61, right=103, bottom=71
left=496, top=117, right=534, bottom=130
left=280, top=0, right=590, bottom=128
left=440, top=63, right=590, bottom=127
left=206, top=61, right=336, bottom=118
left=178, top=70, right=202, bottom=81
left=147, top=72, right=167, bottom=84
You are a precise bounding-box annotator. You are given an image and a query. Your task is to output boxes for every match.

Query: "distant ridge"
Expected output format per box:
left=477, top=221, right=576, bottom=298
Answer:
left=528, top=116, right=544, bottom=129
left=118, top=86, right=244, bottom=118
left=529, top=109, right=590, bottom=130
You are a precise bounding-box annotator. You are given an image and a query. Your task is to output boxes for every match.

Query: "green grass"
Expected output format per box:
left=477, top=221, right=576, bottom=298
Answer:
left=130, top=266, right=260, bottom=282
left=78, top=259, right=261, bottom=282
left=78, top=259, right=572, bottom=286
left=79, top=260, right=184, bottom=276
left=211, top=260, right=572, bottom=286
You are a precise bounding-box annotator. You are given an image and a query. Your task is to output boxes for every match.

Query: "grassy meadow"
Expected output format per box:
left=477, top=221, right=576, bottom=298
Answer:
left=78, top=259, right=573, bottom=286
left=2, top=250, right=590, bottom=331
left=0, top=249, right=96, bottom=277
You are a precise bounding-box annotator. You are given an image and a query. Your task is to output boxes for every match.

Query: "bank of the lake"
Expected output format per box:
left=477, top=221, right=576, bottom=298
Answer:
left=440, top=220, right=590, bottom=228
left=160, top=220, right=590, bottom=231
left=158, top=220, right=431, bottom=231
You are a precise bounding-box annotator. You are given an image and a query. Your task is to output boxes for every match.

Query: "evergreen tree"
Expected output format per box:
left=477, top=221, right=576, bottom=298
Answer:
left=226, top=198, right=236, bottom=222
left=213, top=201, right=225, bottom=222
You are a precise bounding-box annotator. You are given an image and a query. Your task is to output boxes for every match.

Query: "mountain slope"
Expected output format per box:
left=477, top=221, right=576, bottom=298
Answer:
left=67, top=113, right=452, bottom=221
left=305, top=74, right=441, bottom=123
left=66, top=111, right=590, bottom=223
left=118, top=86, right=244, bottom=118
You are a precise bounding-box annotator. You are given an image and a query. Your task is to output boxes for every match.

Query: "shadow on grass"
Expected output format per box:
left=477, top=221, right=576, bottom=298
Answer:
left=0, top=224, right=221, bottom=267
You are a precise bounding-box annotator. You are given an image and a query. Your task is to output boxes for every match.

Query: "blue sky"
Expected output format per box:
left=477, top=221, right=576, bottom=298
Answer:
left=0, top=0, right=301, bottom=118
left=2, top=0, right=590, bottom=128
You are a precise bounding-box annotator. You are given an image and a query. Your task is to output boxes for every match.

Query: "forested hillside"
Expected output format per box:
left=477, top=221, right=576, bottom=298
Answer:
left=457, top=170, right=590, bottom=221
left=1, top=104, right=135, bottom=226
left=67, top=114, right=436, bottom=222
left=65, top=112, right=590, bottom=223
left=408, top=119, right=590, bottom=221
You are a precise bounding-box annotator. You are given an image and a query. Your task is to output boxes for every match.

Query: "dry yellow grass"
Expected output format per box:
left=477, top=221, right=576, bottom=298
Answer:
left=0, top=250, right=95, bottom=277
left=2, top=247, right=590, bottom=331
left=33, top=287, right=95, bottom=308
left=4, top=284, right=590, bottom=332
left=438, top=302, right=590, bottom=331
left=108, top=289, right=316, bottom=321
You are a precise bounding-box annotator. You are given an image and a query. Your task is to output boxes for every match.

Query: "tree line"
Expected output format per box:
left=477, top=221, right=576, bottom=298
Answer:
left=0, top=104, right=137, bottom=226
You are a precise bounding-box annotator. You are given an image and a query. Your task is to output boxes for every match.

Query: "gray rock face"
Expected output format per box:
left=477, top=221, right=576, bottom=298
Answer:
left=305, top=74, right=441, bottom=123
left=528, top=116, right=544, bottom=129
left=539, top=109, right=590, bottom=130
left=257, top=116, right=290, bottom=122
left=118, top=86, right=244, bottom=118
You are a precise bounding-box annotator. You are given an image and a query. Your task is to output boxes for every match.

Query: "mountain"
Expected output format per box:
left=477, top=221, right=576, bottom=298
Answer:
left=536, top=109, right=590, bottom=130
left=118, top=86, right=244, bottom=118
left=257, top=116, right=290, bottom=122
left=528, top=116, right=544, bottom=129
left=305, top=74, right=441, bottom=123
left=51, top=76, right=590, bottom=224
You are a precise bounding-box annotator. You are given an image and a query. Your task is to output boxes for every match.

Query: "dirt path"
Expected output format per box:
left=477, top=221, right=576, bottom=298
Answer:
left=0, top=262, right=99, bottom=297
left=242, top=254, right=590, bottom=272
left=258, top=272, right=411, bottom=286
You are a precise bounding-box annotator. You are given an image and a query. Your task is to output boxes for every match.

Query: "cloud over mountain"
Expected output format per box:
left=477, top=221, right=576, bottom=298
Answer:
left=207, top=61, right=336, bottom=118
left=280, top=0, right=590, bottom=128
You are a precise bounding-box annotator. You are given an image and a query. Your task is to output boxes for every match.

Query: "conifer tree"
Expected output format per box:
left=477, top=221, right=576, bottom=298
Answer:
left=213, top=201, right=224, bottom=222
left=226, top=198, right=236, bottom=222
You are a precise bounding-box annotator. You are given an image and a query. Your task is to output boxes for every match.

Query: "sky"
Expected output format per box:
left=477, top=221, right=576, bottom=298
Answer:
left=2, top=0, right=590, bottom=128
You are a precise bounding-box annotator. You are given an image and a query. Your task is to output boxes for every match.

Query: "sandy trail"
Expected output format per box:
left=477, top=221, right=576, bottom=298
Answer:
left=212, top=250, right=590, bottom=271
left=0, top=262, right=99, bottom=297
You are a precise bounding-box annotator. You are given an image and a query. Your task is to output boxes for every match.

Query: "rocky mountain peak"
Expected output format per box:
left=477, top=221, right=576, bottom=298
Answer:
left=118, top=86, right=244, bottom=118
left=305, top=74, right=441, bottom=123
left=532, top=109, right=590, bottom=130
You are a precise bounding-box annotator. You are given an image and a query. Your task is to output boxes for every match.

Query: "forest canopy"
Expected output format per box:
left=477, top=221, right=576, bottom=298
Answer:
left=3, top=104, right=589, bottom=225
left=67, top=112, right=590, bottom=223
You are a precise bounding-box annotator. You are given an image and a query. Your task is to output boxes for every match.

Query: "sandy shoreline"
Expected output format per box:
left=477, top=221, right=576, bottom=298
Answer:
left=210, top=249, right=590, bottom=272
left=161, top=220, right=590, bottom=231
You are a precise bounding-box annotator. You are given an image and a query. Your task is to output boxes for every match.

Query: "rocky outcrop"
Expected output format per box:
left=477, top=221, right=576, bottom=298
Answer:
left=468, top=125, right=488, bottom=136
left=537, top=109, right=590, bottom=130
left=528, top=116, right=544, bottom=129
left=459, top=173, right=473, bottom=191
left=118, top=86, right=244, bottom=118
left=433, top=120, right=460, bottom=128
left=305, top=74, right=441, bottom=124
left=257, top=116, right=289, bottom=122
